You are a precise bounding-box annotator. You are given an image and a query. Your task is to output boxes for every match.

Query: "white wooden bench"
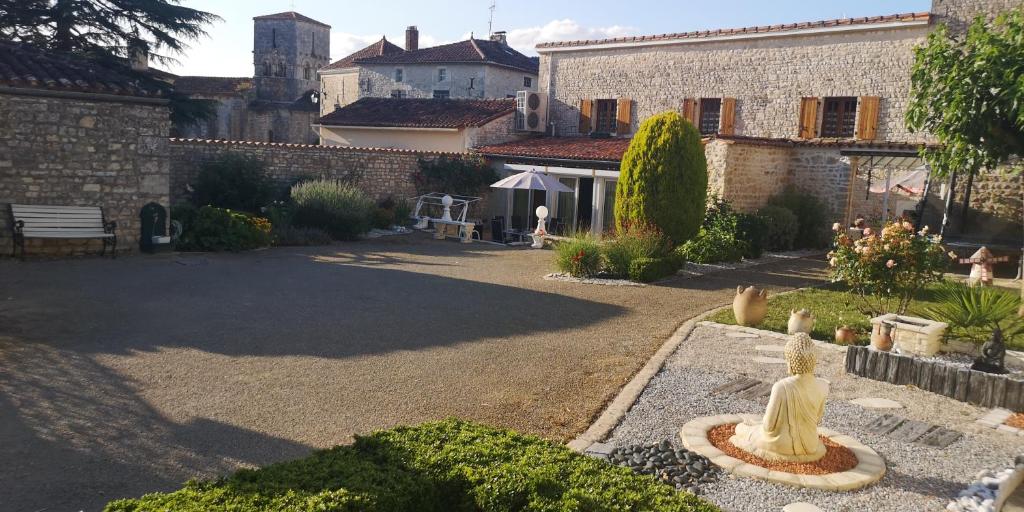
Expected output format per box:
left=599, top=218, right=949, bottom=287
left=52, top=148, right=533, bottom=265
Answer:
left=10, top=204, right=117, bottom=259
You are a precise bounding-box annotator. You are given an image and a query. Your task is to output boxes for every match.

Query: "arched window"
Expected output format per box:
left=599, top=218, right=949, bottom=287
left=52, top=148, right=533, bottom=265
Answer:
left=262, top=61, right=271, bottom=76
left=275, top=63, right=286, bottom=77
left=303, top=64, right=311, bottom=80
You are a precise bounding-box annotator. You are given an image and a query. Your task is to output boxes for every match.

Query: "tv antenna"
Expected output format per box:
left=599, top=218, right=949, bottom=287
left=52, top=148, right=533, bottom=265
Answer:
left=488, top=0, right=496, bottom=36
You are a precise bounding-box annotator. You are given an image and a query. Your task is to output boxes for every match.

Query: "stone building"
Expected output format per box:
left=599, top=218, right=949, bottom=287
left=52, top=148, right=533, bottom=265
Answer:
left=175, top=11, right=329, bottom=144
left=319, top=27, right=539, bottom=117
left=0, top=42, right=171, bottom=256
left=476, top=0, right=1021, bottom=248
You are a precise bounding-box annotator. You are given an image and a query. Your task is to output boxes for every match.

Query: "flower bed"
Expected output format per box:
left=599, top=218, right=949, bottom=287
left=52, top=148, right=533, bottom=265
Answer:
left=104, top=419, right=719, bottom=512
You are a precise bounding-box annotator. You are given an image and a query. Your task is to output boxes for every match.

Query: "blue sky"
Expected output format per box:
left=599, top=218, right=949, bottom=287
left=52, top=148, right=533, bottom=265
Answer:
left=169, top=0, right=931, bottom=77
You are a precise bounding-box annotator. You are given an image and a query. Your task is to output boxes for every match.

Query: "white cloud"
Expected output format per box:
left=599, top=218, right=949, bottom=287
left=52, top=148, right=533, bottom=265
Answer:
left=505, top=19, right=634, bottom=55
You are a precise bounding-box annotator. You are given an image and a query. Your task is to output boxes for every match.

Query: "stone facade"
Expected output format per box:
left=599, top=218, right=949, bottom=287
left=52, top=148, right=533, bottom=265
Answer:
left=0, top=92, right=170, bottom=256
left=320, top=68, right=360, bottom=112
left=355, top=63, right=537, bottom=102
left=253, top=15, right=330, bottom=103
left=932, top=0, right=1023, bottom=34
left=168, top=139, right=458, bottom=205
left=539, top=23, right=931, bottom=141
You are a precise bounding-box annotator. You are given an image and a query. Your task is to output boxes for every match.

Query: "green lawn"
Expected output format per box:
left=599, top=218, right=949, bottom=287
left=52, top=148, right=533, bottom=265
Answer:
left=707, top=283, right=947, bottom=345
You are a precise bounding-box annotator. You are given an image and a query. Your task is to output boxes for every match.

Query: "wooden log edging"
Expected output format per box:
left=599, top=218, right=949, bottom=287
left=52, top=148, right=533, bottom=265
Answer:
left=845, top=345, right=1024, bottom=412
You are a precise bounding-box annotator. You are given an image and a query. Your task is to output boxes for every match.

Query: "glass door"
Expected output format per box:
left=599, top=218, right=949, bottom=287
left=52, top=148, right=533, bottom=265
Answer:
left=556, top=177, right=577, bottom=235
left=602, top=180, right=617, bottom=235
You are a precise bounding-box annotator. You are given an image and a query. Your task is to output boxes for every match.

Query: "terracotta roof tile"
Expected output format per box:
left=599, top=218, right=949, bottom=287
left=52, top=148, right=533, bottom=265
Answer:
left=253, top=11, right=330, bottom=29
left=475, top=137, right=632, bottom=163
left=322, top=38, right=405, bottom=71
left=536, top=12, right=930, bottom=50
left=319, top=97, right=515, bottom=128
left=355, top=39, right=539, bottom=74
left=0, top=42, right=162, bottom=97
left=174, top=76, right=253, bottom=95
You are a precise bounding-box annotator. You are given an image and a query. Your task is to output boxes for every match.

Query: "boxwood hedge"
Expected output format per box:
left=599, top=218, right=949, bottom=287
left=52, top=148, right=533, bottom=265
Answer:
left=105, top=419, right=719, bottom=512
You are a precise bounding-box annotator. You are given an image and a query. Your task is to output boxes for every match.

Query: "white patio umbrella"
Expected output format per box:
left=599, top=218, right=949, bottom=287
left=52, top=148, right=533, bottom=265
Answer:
left=490, top=169, right=574, bottom=193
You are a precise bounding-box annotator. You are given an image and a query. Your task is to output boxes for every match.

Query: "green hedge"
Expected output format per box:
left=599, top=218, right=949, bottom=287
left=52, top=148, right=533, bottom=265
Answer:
left=628, top=257, right=681, bottom=283
left=104, top=420, right=718, bottom=512
left=173, top=205, right=272, bottom=252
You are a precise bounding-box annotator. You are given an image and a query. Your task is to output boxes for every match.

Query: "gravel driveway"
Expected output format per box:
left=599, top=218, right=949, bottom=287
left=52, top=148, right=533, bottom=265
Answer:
left=0, top=234, right=825, bottom=511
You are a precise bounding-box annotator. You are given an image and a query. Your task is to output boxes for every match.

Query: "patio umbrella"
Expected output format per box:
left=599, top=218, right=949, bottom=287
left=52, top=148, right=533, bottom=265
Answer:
left=490, top=169, right=574, bottom=193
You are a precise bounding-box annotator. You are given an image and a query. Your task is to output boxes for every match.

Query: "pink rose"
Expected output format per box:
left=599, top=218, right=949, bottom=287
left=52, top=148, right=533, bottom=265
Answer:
left=886, top=259, right=896, bottom=269
left=832, top=222, right=842, bottom=232
left=902, top=221, right=913, bottom=230
left=863, top=228, right=873, bottom=236
left=829, top=257, right=838, bottom=267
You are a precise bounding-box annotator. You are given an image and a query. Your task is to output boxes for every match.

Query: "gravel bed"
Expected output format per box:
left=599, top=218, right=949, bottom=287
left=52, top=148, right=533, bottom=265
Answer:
left=543, top=272, right=646, bottom=286
left=606, top=325, right=1024, bottom=512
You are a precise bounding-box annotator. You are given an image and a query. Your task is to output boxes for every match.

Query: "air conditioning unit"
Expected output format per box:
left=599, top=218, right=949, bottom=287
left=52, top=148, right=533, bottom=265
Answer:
left=515, top=90, right=546, bottom=132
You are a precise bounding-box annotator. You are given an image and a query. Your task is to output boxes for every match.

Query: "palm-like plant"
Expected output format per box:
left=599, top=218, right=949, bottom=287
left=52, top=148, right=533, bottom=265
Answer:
left=922, top=281, right=1022, bottom=345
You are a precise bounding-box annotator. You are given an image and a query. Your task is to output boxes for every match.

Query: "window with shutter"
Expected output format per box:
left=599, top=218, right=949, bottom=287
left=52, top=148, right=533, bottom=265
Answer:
left=821, top=97, right=857, bottom=138
left=855, top=96, right=880, bottom=140
left=698, top=98, right=722, bottom=135
left=594, top=99, right=617, bottom=135
left=719, top=97, right=736, bottom=136
left=682, top=98, right=699, bottom=127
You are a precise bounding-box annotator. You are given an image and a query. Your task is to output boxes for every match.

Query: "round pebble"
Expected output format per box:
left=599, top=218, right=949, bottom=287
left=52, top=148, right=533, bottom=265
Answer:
left=607, top=441, right=719, bottom=494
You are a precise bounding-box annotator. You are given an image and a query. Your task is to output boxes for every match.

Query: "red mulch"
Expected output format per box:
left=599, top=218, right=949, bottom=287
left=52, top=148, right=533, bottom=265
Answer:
left=707, top=423, right=859, bottom=475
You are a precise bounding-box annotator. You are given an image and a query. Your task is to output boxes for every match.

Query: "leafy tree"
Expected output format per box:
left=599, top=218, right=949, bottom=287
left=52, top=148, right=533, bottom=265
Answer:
left=615, top=112, right=708, bottom=245
left=0, top=0, right=220, bottom=126
left=906, top=10, right=1024, bottom=177
left=414, top=156, right=498, bottom=196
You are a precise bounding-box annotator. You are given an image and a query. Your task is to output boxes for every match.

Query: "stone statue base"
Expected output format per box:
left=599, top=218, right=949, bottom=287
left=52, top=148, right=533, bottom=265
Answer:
left=731, top=420, right=827, bottom=463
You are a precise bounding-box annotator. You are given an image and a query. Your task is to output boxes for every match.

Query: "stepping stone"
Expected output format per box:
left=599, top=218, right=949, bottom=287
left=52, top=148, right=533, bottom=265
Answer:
left=850, top=397, right=904, bottom=409
left=711, top=377, right=762, bottom=395
left=752, top=356, right=786, bottom=364
left=783, top=503, right=824, bottom=512
left=735, top=381, right=774, bottom=400
left=755, top=345, right=785, bottom=352
left=727, top=331, right=759, bottom=339
left=889, top=419, right=936, bottom=442
left=917, top=427, right=963, bottom=448
left=865, top=414, right=964, bottom=448
left=866, top=414, right=907, bottom=435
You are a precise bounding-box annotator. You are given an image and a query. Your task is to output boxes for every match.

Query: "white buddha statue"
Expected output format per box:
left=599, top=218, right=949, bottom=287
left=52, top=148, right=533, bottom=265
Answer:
left=731, top=332, right=830, bottom=462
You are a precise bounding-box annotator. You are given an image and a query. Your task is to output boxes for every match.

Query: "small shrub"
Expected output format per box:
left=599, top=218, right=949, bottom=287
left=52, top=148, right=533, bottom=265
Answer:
left=104, top=419, right=719, bottom=512
left=171, top=201, right=198, bottom=232
left=190, top=155, right=274, bottom=213
left=603, top=224, right=672, bottom=278
left=554, top=233, right=603, bottom=277
left=371, top=207, right=396, bottom=230
left=677, top=228, right=746, bottom=264
left=175, top=206, right=272, bottom=252
left=415, top=156, right=498, bottom=196
left=757, top=205, right=799, bottom=252
left=615, top=111, right=708, bottom=245
left=628, top=257, right=679, bottom=283
left=922, top=281, right=1022, bottom=345
left=393, top=199, right=413, bottom=226
left=829, top=221, right=950, bottom=315
left=291, top=179, right=375, bottom=241
left=736, top=213, right=768, bottom=259
left=767, top=187, right=831, bottom=249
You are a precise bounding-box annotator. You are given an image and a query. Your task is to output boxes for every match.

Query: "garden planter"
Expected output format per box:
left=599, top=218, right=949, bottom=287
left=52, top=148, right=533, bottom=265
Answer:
left=835, top=326, right=857, bottom=345
left=733, top=286, right=768, bottom=327
left=787, top=309, right=814, bottom=335
left=870, top=321, right=894, bottom=352
left=871, top=314, right=948, bottom=357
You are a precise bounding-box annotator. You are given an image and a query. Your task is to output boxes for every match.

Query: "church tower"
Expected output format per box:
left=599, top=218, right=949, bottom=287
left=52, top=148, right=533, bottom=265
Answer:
left=252, top=11, right=331, bottom=104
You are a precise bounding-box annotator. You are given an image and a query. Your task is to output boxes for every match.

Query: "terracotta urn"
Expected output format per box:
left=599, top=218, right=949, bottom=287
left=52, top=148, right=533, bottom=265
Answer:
left=870, top=322, right=894, bottom=352
left=787, top=309, right=814, bottom=335
left=835, top=325, right=857, bottom=345
left=733, top=286, right=769, bottom=327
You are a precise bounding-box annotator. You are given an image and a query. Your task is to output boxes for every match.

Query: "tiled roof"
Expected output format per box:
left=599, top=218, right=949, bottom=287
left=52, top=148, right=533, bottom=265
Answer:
left=253, top=11, right=330, bottom=29
left=174, top=76, right=253, bottom=95
left=319, top=97, right=515, bottom=128
left=0, top=42, right=162, bottom=97
left=355, top=39, right=539, bottom=74
left=322, top=38, right=404, bottom=71
left=169, top=137, right=464, bottom=156
left=475, top=137, right=633, bottom=163
left=536, top=12, right=930, bottom=50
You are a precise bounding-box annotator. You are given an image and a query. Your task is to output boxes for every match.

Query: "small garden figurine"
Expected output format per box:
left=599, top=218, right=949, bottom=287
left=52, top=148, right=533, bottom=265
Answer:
left=971, top=327, right=1008, bottom=374
left=787, top=309, right=814, bottom=335
left=959, top=247, right=1009, bottom=287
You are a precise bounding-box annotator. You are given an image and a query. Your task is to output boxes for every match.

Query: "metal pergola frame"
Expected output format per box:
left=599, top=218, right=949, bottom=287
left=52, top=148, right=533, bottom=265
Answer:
left=841, top=148, right=930, bottom=229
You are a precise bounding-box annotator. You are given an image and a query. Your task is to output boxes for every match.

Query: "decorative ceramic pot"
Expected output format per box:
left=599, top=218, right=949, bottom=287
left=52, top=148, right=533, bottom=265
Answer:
left=733, top=286, right=769, bottom=327
left=870, top=322, right=894, bottom=352
left=835, top=326, right=857, bottom=345
left=787, top=309, right=814, bottom=335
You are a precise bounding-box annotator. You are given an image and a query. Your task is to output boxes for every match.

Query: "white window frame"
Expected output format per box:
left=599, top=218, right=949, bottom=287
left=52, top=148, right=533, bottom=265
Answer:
left=394, top=68, right=404, bottom=83
left=437, top=67, right=448, bottom=83
left=523, top=76, right=533, bottom=88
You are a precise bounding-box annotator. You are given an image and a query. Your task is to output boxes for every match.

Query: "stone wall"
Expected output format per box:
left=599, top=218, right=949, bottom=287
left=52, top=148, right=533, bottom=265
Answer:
left=356, top=63, right=537, bottom=101
left=0, top=91, right=170, bottom=257
left=319, top=69, right=360, bottom=115
left=932, top=0, right=1023, bottom=34
left=168, top=138, right=459, bottom=205
left=467, top=114, right=526, bottom=149
left=540, top=24, right=931, bottom=142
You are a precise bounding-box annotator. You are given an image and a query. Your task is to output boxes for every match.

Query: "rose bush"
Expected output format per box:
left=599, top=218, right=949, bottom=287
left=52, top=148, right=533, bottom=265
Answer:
left=828, top=221, right=951, bottom=315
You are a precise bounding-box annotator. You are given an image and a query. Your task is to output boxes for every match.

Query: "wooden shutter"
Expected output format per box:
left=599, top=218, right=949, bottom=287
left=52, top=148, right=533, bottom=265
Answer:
left=616, top=98, right=632, bottom=135
left=798, top=97, right=819, bottom=139
left=579, top=99, right=593, bottom=135
left=681, top=98, right=699, bottom=126
left=855, top=96, right=880, bottom=140
left=719, top=97, right=736, bottom=136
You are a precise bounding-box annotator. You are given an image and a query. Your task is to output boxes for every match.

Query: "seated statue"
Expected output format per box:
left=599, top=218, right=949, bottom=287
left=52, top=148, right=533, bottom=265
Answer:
left=731, top=333, right=830, bottom=462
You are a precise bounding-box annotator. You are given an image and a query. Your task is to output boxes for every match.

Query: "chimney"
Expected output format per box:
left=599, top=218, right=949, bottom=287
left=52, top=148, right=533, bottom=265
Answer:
left=405, top=26, right=419, bottom=51
left=490, top=31, right=507, bottom=46
left=129, top=41, right=149, bottom=72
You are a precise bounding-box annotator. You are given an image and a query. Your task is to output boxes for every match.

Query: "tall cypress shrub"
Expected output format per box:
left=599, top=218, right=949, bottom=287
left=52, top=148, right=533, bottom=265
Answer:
left=614, top=112, right=707, bottom=245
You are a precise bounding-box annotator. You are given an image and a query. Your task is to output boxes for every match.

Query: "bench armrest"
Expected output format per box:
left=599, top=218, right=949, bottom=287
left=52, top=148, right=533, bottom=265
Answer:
left=13, top=220, right=24, bottom=234
left=105, top=220, right=117, bottom=233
